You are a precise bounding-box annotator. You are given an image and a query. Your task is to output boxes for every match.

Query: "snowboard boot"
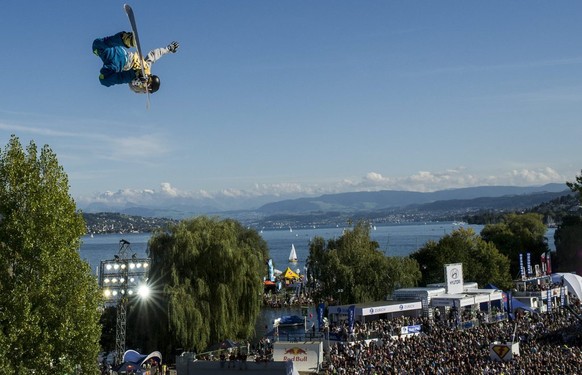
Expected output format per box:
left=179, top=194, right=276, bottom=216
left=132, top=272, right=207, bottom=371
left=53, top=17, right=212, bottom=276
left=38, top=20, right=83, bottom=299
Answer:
left=121, top=32, right=136, bottom=48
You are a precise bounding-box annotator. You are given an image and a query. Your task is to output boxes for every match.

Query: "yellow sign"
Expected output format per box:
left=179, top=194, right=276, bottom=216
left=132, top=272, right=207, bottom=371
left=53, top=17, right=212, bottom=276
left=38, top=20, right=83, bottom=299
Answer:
left=491, top=345, right=510, bottom=359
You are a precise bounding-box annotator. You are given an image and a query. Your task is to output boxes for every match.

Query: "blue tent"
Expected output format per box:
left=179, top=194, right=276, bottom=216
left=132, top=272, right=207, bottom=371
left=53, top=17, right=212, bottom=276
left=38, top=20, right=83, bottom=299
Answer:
left=483, top=284, right=507, bottom=310
left=114, top=350, right=162, bottom=373
left=510, top=297, right=537, bottom=314
left=483, top=283, right=537, bottom=317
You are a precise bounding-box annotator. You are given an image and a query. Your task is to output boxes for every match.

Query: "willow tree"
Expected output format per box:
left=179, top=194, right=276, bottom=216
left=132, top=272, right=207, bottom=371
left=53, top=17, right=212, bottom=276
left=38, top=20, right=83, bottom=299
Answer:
left=0, top=136, right=101, bottom=373
left=147, top=217, right=268, bottom=354
left=306, top=221, right=420, bottom=304
left=410, top=228, right=512, bottom=290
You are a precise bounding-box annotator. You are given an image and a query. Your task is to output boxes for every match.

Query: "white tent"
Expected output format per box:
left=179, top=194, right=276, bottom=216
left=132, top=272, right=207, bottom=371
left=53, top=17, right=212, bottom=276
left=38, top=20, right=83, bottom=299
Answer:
left=552, top=273, right=582, bottom=300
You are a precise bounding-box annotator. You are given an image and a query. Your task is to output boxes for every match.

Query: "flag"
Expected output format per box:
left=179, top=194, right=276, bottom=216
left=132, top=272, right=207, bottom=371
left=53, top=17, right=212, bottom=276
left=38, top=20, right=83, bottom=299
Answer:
left=546, top=252, right=552, bottom=274
left=508, top=290, right=513, bottom=315
left=348, top=305, right=355, bottom=334
left=317, top=303, right=324, bottom=330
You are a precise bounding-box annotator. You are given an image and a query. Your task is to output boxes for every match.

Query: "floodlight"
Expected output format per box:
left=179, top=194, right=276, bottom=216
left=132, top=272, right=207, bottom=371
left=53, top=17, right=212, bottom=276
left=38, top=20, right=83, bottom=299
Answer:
left=137, top=284, right=150, bottom=299
left=99, top=255, right=150, bottom=305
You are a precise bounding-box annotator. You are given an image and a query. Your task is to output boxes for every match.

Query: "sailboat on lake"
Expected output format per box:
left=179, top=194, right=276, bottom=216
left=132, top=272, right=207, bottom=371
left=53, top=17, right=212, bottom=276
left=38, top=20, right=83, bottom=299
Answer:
left=289, top=244, right=298, bottom=263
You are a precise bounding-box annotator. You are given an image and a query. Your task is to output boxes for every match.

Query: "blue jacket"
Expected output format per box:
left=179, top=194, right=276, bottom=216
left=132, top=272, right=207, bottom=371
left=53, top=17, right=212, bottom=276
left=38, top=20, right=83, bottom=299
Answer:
left=92, top=32, right=137, bottom=87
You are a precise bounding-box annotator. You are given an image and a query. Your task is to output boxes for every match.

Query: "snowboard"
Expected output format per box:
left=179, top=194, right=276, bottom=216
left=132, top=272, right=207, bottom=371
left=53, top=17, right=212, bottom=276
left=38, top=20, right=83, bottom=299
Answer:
left=124, top=4, right=150, bottom=108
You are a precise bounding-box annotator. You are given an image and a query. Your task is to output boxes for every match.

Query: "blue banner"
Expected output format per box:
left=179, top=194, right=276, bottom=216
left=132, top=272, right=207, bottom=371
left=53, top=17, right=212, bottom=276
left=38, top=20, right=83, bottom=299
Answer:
left=561, top=286, right=565, bottom=307
left=408, top=324, right=421, bottom=333
left=317, top=303, right=325, bottom=330
left=547, top=289, right=552, bottom=313
left=526, top=252, right=532, bottom=276
left=348, top=305, right=355, bottom=333
left=519, top=254, right=525, bottom=279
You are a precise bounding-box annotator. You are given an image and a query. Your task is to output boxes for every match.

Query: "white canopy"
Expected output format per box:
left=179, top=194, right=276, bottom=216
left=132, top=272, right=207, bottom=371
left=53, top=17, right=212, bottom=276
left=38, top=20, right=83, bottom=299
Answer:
left=552, top=273, right=582, bottom=300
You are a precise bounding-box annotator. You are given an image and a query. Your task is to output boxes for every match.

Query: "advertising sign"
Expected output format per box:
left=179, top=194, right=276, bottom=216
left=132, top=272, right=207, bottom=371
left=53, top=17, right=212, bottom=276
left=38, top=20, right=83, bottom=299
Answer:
left=490, top=342, right=520, bottom=361
left=445, top=263, right=464, bottom=294
left=273, top=342, right=323, bottom=373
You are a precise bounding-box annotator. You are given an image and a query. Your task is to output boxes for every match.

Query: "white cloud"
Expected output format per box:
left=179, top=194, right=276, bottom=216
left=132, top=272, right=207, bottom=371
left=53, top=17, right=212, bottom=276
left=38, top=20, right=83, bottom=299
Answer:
left=75, top=167, right=569, bottom=212
left=160, top=182, right=179, bottom=197
left=507, top=167, right=562, bottom=184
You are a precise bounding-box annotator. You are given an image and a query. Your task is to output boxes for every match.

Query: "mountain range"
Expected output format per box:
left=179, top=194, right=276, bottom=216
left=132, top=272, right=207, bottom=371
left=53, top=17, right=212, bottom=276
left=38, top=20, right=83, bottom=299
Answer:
left=256, top=183, right=570, bottom=215
left=80, top=183, right=572, bottom=222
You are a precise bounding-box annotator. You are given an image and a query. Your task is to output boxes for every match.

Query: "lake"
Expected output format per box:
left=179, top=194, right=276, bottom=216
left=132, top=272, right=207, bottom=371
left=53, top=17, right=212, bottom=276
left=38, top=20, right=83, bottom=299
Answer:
left=80, top=222, right=556, bottom=275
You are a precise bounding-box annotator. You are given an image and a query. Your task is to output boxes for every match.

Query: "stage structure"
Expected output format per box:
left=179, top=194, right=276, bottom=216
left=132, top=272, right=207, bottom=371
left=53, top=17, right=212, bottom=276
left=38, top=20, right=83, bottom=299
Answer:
left=98, top=239, right=150, bottom=364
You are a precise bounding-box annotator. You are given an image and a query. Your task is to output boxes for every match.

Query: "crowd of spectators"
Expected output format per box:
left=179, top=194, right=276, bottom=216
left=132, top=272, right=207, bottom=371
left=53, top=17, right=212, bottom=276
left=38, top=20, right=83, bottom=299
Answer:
left=263, top=289, right=314, bottom=308
left=323, top=304, right=582, bottom=374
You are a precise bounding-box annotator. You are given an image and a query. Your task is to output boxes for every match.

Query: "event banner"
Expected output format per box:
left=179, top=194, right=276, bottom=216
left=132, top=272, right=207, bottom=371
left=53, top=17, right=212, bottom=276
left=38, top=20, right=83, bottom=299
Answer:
left=317, top=303, right=324, bottom=330
left=445, top=263, right=464, bottom=294
left=400, top=325, right=422, bottom=335
left=347, top=305, right=355, bottom=333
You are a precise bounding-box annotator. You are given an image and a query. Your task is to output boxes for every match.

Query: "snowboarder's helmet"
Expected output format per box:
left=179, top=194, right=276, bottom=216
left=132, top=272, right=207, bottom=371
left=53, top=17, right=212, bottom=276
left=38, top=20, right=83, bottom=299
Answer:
left=148, top=75, right=161, bottom=93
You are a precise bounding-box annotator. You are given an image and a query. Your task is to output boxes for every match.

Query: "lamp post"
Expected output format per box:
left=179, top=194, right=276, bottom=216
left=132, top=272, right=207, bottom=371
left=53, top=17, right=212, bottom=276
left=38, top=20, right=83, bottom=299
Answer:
left=98, top=239, right=150, bottom=365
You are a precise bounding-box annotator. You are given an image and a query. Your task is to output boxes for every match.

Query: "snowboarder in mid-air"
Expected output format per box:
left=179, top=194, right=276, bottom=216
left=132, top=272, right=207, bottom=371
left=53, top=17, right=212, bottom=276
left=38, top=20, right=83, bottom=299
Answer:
left=92, top=31, right=179, bottom=93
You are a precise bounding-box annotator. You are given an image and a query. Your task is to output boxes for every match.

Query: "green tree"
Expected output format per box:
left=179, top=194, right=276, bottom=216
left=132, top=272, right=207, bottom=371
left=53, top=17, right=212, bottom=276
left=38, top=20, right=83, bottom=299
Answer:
left=480, top=213, right=549, bottom=278
left=0, top=136, right=101, bottom=373
left=566, top=169, right=582, bottom=203
left=555, top=172, right=582, bottom=275
left=410, top=228, right=512, bottom=290
left=554, top=215, right=582, bottom=275
left=146, top=217, right=268, bottom=355
left=306, top=221, right=420, bottom=305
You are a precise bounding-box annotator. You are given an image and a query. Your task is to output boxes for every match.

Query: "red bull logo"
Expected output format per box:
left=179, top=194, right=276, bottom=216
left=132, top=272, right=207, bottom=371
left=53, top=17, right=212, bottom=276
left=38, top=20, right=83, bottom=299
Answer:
left=283, top=347, right=308, bottom=361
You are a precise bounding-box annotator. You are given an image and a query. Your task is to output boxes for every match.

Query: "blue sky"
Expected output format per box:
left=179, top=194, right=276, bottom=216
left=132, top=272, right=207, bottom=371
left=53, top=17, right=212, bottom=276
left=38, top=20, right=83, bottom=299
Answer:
left=2, top=1, right=581, bottom=209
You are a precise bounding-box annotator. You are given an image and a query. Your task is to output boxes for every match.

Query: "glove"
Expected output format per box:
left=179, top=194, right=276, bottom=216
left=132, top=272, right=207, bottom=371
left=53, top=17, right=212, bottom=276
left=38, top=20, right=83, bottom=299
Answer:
left=167, top=41, right=179, bottom=53
left=131, top=74, right=150, bottom=93
left=121, top=32, right=136, bottom=48
left=135, top=70, right=148, bottom=83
